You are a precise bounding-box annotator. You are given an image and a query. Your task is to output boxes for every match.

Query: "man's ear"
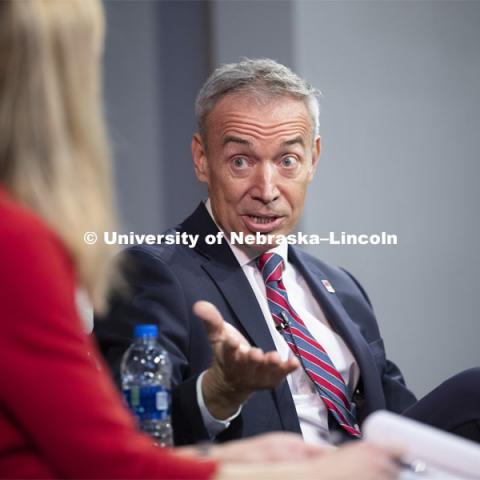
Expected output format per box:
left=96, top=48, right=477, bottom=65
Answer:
left=308, top=136, right=321, bottom=181
left=192, top=133, right=209, bottom=183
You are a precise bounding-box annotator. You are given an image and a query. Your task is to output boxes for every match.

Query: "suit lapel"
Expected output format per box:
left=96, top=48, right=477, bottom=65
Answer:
left=289, top=247, right=385, bottom=415
left=181, top=204, right=301, bottom=432
left=201, top=260, right=277, bottom=353
left=182, top=204, right=276, bottom=352
left=201, top=257, right=300, bottom=433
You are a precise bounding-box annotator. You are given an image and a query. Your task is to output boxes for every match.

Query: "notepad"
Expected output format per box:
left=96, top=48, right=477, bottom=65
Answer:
left=363, top=411, right=480, bottom=479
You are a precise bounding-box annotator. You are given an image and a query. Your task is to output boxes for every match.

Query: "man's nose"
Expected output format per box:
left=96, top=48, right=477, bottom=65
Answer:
left=250, top=164, right=280, bottom=204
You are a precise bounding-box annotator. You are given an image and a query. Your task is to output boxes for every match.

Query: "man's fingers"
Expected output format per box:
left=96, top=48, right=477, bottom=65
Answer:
left=194, top=300, right=298, bottom=390
left=224, top=322, right=251, bottom=348
left=264, top=351, right=300, bottom=376
left=193, top=300, right=225, bottom=342
left=247, top=347, right=264, bottom=362
left=284, top=356, right=301, bottom=373
left=264, top=350, right=281, bottom=364
left=221, top=336, right=247, bottom=365
left=247, top=353, right=299, bottom=388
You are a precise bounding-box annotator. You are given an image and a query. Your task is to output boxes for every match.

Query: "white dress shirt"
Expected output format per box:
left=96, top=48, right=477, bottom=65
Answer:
left=198, top=200, right=360, bottom=444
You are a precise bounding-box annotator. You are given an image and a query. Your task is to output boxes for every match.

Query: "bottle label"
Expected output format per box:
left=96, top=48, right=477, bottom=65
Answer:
left=123, top=385, right=171, bottom=421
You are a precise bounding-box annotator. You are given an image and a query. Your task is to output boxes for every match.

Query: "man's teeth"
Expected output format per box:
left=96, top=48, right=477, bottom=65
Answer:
left=250, top=216, right=276, bottom=224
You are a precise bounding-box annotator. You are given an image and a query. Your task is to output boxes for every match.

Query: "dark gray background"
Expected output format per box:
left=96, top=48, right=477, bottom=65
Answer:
left=103, top=0, right=480, bottom=397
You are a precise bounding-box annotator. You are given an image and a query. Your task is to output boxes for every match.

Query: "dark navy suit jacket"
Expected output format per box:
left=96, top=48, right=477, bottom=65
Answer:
left=95, top=203, right=417, bottom=445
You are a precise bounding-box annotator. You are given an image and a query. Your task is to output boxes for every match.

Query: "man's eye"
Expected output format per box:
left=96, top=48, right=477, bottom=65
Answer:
left=281, top=156, right=298, bottom=168
left=231, top=157, right=249, bottom=169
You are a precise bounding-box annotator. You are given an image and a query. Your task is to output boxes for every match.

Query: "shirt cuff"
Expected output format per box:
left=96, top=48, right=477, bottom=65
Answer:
left=196, top=370, right=242, bottom=438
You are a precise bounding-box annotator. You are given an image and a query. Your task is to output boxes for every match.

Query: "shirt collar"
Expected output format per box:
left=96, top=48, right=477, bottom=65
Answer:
left=204, top=198, right=288, bottom=268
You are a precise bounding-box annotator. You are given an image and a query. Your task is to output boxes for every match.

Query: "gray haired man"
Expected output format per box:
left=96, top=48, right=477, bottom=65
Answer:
left=96, top=58, right=480, bottom=449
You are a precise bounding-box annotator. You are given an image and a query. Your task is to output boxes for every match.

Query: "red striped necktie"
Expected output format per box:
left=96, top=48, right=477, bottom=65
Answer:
left=257, top=252, right=361, bottom=438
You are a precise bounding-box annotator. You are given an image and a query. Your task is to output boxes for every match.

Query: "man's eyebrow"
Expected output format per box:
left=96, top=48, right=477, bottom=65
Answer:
left=222, top=135, right=251, bottom=147
left=283, top=136, right=305, bottom=147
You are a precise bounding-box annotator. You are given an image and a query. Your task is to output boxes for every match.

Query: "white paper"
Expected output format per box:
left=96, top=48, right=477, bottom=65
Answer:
left=363, top=411, right=480, bottom=479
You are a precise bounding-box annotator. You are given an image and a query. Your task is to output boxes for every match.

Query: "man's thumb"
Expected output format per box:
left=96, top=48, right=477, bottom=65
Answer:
left=193, top=300, right=224, bottom=342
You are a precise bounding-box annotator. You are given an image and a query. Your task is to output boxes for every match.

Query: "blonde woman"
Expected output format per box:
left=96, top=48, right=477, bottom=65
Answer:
left=0, top=1, right=401, bottom=478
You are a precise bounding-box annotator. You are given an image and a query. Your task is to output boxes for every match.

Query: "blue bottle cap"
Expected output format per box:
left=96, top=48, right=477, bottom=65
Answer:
left=134, top=324, right=158, bottom=339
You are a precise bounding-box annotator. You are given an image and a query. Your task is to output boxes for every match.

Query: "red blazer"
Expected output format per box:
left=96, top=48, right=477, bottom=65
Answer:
left=0, top=187, right=217, bottom=479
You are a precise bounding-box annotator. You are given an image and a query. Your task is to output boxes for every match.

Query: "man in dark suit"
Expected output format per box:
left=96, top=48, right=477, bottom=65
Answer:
left=95, top=58, right=480, bottom=446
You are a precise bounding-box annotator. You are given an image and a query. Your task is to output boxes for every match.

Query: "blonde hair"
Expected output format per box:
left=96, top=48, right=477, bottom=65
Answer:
left=0, top=0, right=118, bottom=312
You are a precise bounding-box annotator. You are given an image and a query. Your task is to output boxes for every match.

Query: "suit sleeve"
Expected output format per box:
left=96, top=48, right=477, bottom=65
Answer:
left=95, top=247, right=213, bottom=445
left=0, top=217, right=216, bottom=479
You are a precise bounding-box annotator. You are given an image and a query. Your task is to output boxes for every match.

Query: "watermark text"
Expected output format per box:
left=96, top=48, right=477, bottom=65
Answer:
left=84, top=231, right=398, bottom=247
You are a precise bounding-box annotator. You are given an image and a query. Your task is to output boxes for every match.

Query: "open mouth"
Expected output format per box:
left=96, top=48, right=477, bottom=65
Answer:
left=242, top=214, right=285, bottom=233
left=248, top=215, right=278, bottom=224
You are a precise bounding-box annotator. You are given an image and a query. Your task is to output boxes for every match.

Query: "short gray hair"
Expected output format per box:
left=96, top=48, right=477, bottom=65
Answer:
left=195, top=58, right=321, bottom=139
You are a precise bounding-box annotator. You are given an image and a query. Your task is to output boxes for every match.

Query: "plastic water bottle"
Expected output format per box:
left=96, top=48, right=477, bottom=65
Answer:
left=121, top=324, right=173, bottom=446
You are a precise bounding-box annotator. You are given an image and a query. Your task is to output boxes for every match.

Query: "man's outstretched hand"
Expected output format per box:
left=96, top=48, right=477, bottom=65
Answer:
left=193, top=300, right=299, bottom=420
